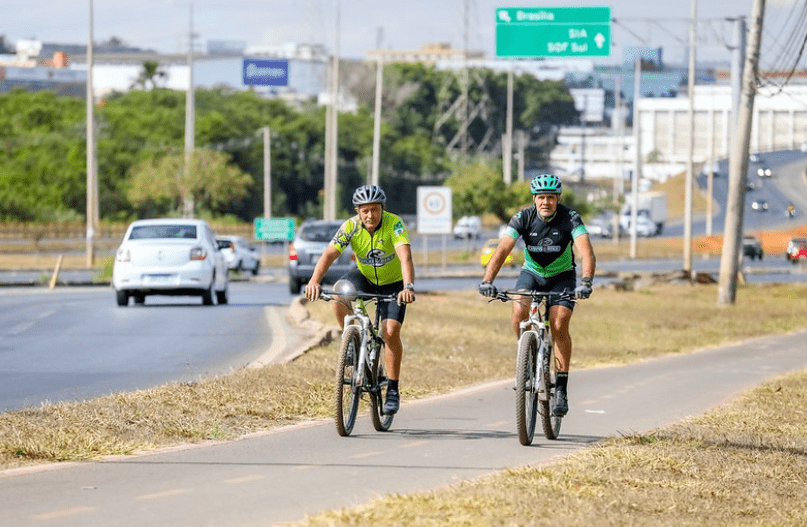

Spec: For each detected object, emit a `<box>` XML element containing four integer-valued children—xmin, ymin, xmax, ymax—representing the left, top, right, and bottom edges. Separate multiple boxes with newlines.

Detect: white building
<box><xmin>551</xmin><ymin>84</ymin><xmax>807</xmax><ymax>185</ymax></box>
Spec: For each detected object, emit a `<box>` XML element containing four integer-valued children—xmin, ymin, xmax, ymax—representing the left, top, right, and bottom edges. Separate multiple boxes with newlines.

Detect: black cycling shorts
<box><xmin>337</xmin><ymin>268</ymin><xmax>407</xmax><ymax>324</ymax></box>
<box><xmin>513</xmin><ymin>269</ymin><xmax>576</xmax><ymax>310</ymax></box>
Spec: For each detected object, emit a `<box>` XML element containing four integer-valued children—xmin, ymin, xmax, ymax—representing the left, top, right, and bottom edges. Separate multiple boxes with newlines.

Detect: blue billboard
<box><xmin>242</xmin><ymin>59</ymin><xmax>289</xmax><ymax>87</ymax></box>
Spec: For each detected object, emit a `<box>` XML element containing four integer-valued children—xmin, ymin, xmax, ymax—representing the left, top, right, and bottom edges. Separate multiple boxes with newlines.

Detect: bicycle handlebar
<box><xmin>320</xmin><ymin>291</ymin><xmax>398</xmax><ymax>303</ymax></box>
<box><xmin>489</xmin><ymin>289</ymin><xmax>574</xmax><ymax>303</ymax></box>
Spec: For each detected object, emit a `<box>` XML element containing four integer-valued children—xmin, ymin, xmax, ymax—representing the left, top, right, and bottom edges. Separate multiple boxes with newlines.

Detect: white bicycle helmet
<box><xmin>352</xmin><ymin>184</ymin><xmax>387</xmax><ymax>206</ymax></box>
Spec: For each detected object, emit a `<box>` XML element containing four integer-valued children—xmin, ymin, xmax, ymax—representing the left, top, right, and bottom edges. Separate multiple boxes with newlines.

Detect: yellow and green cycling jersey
<box><xmin>330</xmin><ymin>211</ymin><xmax>410</xmax><ymax>286</ymax></box>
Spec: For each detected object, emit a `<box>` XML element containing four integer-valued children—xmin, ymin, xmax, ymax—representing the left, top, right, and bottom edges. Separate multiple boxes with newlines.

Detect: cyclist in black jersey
<box><xmin>478</xmin><ymin>174</ymin><xmax>596</xmax><ymax>417</ymax></box>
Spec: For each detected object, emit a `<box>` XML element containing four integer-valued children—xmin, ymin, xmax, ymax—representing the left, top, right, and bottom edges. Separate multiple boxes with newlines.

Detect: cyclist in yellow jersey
<box><xmin>305</xmin><ymin>185</ymin><xmax>416</xmax><ymax>414</ymax></box>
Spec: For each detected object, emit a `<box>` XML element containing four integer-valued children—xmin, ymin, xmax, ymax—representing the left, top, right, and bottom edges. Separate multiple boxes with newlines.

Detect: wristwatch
<box><xmin>403</xmin><ymin>282</ymin><xmax>415</xmax><ymax>292</ymax></box>
<box><xmin>581</xmin><ymin>276</ymin><xmax>593</xmax><ymax>286</ymax></box>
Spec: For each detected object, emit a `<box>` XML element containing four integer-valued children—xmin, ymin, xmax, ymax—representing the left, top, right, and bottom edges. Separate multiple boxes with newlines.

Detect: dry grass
<box><xmin>293</xmin><ymin>370</ymin><xmax>807</xmax><ymax>526</ymax></box>
<box><xmin>3</xmin><ymin>283</ymin><xmax>806</xmax><ymax>470</ymax></box>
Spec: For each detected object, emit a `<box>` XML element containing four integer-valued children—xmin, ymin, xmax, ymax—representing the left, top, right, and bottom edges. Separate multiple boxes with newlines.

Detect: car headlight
<box><xmin>116</xmin><ymin>248</ymin><xmax>131</xmax><ymax>262</ymax></box>
<box><xmin>190</xmin><ymin>247</ymin><xmax>207</xmax><ymax>260</ymax></box>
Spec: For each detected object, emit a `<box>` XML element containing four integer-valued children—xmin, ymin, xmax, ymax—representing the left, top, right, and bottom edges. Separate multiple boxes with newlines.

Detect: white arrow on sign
<box><xmin>595</xmin><ymin>33</ymin><xmax>605</xmax><ymax>49</ymax></box>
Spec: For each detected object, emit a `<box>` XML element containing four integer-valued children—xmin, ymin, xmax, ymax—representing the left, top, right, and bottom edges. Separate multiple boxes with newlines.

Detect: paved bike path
<box><xmin>3</xmin><ymin>328</ymin><xmax>807</xmax><ymax>527</ymax></box>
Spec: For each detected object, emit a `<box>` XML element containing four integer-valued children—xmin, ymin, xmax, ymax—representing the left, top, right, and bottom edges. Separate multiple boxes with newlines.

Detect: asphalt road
<box><xmin>0</xmin><ymin>282</ymin><xmax>303</xmax><ymax>412</ymax></box>
<box><xmin>3</xmin><ymin>327</ymin><xmax>807</xmax><ymax>526</ymax></box>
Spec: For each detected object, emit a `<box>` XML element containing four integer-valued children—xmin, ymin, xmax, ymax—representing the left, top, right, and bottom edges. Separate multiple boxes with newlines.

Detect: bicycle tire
<box><xmin>515</xmin><ymin>331</ymin><xmax>539</xmax><ymax>446</ymax></box>
<box><xmin>334</xmin><ymin>325</ymin><xmax>362</xmax><ymax>436</ymax></box>
<box><xmin>369</xmin><ymin>340</ymin><xmax>394</xmax><ymax>432</ymax></box>
<box><xmin>540</xmin><ymin>334</ymin><xmax>562</xmax><ymax>440</ymax></box>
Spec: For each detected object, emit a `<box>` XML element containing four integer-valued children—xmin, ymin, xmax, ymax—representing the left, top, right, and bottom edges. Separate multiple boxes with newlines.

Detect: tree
<box><xmin>127</xmin><ymin>150</ymin><xmax>253</xmax><ymax>217</ymax></box>
<box><xmin>131</xmin><ymin>61</ymin><xmax>167</xmax><ymax>90</ymax></box>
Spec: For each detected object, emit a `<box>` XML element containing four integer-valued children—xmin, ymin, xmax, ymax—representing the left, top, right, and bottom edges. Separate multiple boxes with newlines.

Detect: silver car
<box><xmin>217</xmin><ymin>235</ymin><xmax>260</xmax><ymax>275</ymax></box>
<box><xmin>287</xmin><ymin>220</ymin><xmax>355</xmax><ymax>294</ymax></box>
<box><xmin>113</xmin><ymin>218</ymin><xmax>229</xmax><ymax>306</ymax></box>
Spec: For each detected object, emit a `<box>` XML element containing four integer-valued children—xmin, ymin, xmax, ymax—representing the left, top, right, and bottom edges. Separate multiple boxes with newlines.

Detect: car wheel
<box><xmin>116</xmin><ymin>289</ymin><xmax>129</xmax><ymax>307</ymax></box>
<box><xmin>133</xmin><ymin>294</ymin><xmax>146</xmax><ymax>305</ymax></box>
<box><xmin>216</xmin><ymin>286</ymin><xmax>229</xmax><ymax>305</ymax></box>
<box><xmin>251</xmin><ymin>260</ymin><xmax>260</xmax><ymax>276</ymax></box>
<box><xmin>289</xmin><ymin>277</ymin><xmax>302</xmax><ymax>295</ymax></box>
<box><xmin>201</xmin><ymin>283</ymin><xmax>215</xmax><ymax>305</ymax></box>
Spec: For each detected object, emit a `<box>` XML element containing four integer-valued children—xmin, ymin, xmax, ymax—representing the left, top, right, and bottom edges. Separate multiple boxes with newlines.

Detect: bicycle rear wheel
<box><xmin>515</xmin><ymin>331</ymin><xmax>539</xmax><ymax>446</ymax></box>
<box><xmin>369</xmin><ymin>341</ymin><xmax>394</xmax><ymax>432</ymax></box>
<box><xmin>540</xmin><ymin>335</ymin><xmax>562</xmax><ymax>440</ymax></box>
<box><xmin>335</xmin><ymin>325</ymin><xmax>362</xmax><ymax>436</ymax></box>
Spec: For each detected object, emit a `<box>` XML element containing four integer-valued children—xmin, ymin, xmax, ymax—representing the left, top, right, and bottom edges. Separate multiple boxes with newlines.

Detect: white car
<box><xmin>218</xmin><ymin>235</ymin><xmax>260</xmax><ymax>275</ymax></box>
<box><xmin>453</xmin><ymin>216</ymin><xmax>482</xmax><ymax>239</ymax></box>
<box><xmin>112</xmin><ymin>218</ymin><xmax>229</xmax><ymax>306</ymax></box>
<box><xmin>620</xmin><ymin>214</ymin><xmax>657</xmax><ymax>237</ymax></box>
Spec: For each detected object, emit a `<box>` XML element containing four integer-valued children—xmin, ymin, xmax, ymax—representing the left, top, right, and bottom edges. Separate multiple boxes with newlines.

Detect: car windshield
<box><xmin>129</xmin><ymin>225</ymin><xmax>198</xmax><ymax>240</ymax></box>
<box><xmin>299</xmin><ymin>223</ymin><xmax>340</xmax><ymax>242</ymax></box>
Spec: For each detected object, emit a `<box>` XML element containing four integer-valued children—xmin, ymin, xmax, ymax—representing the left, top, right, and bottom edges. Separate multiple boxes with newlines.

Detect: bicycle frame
<box><xmin>341</xmin><ymin>297</ymin><xmax>384</xmax><ymax>389</ymax></box>
<box><xmin>518</xmin><ymin>296</ymin><xmax>552</xmax><ymax>402</ymax></box>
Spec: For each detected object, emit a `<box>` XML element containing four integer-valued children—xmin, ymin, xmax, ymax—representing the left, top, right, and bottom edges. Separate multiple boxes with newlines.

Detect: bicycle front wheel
<box><xmin>369</xmin><ymin>341</ymin><xmax>394</xmax><ymax>432</ymax></box>
<box><xmin>515</xmin><ymin>331</ymin><xmax>539</xmax><ymax>446</ymax></box>
<box><xmin>335</xmin><ymin>325</ymin><xmax>362</xmax><ymax>437</ymax></box>
<box><xmin>540</xmin><ymin>335</ymin><xmax>562</xmax><ymax>440</ymax></box>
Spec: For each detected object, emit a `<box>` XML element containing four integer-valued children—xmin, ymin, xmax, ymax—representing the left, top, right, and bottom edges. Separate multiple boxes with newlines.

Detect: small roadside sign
<box><xmin>254</xmin><ymin>217</ymin><xmax>295</xmax><ymax>241</ymax></box>
<box><xmin>416</xmin><ymin>186</ymin><xmax>452</xmax><ymax>235</ymax></box>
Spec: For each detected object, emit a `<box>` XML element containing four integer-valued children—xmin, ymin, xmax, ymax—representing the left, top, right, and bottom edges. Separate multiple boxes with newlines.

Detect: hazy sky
<box><xmin>3</xmin><ymin>0</ymin><xmax>800</xmax><ymax>67</ymax></box>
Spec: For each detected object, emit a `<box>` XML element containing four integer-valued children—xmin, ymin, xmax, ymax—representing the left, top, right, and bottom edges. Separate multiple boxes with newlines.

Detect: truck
<box><xmin>620</xmin><ymin>191</ymin><xmax>668</xmax><ymax>236</ymax></box>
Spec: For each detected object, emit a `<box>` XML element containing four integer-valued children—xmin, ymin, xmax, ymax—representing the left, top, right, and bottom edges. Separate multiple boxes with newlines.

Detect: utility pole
<box><xmin>371</xmin><ymin>56</ymin><xmax>382</xmax><ymax>186</ymax></box>
<box><xmin>183</xmin><ymin>3</ymin><xmax>195</xmax><ymax>218</ymax></box>
<box><xmin>324</xmin><ymin>0</ymin><xmax>340</xmax><ymax>220</ymax></box>
<box><xmin>461</xmin><ymin>0</ymin><xmax>470</xmax><ymax>157</ymax></box>
<box><xmin>503</xmin><ymin>65</ymin><xmax>513</xmax><ymax>185</ymax></box>
<box><xmin>85</xmin><ymin>0</ymin><xmax>97</xmax><ymax>268</ymax></box>
<box><xmin>614</xmin><ymin>75</ymin><xmax>624</xmax><ymax>246</ymax></box>
<box><xmin>706</xmin><ymin>91</ymin><xmax>715</xmax><ymax>237</ymax></box>
<box><xmin>683</xmin><ymin>0</ymin><xmax>698</xmax><ymax>276</ymax></box>
<box><xmin>718</xmin><ymin>0</ymin><xmax>765</xmax><ymax>306</ymax></box>
<box><xmin>630</xmin><ymin>57</ymin><xmax>642</xmax><ymax>259</ymax></box>
<box><xmin>729</xmin><ymin>17</ymin><xmax>746</xmax><ymax>128</ymax></box>
<box><xmin>263</xmin><ymin>127</ymin><xmax>271</xmax><ymax>219</ymax></box>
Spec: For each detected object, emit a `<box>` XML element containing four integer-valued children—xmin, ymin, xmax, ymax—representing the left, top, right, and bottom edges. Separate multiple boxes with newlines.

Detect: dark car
<box><xmin>287</xmin><ymin>220</ymin><xmax>356</xmax><ymax>294</ymax></box>
<box><xmin>742</xmin><ymin>235</ymin><xmax>764</xmax><ymax>260</ymax></box>
<box><xmin>786</xmin><ymin>237</ymin><xmax>807</xmax><ymax>264</ymax></box>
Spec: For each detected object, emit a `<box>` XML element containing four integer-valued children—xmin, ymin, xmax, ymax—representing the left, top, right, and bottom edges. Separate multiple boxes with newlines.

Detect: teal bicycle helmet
<box><xmin>530</xmin><ymin>174</ymin><xmax>562</xmax><ymax>195</ymax></box>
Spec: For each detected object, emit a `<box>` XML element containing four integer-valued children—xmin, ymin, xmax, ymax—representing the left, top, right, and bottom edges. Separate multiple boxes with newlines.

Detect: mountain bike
<box><xmin>321</xmin><ymin>289</ymin><xmax>396</xmax><ymax>436</ymax></box>
<box><xmin>490</xmin><ymin>290</ymin><xmax>573</xmax><ymax>445</ymax></box>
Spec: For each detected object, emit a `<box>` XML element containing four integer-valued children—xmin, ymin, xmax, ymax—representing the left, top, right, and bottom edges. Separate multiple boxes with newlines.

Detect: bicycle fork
<box><xmin>536</xmin><ymin>329</ymin><xmax>550</xmax><ymax>402</ymax></box>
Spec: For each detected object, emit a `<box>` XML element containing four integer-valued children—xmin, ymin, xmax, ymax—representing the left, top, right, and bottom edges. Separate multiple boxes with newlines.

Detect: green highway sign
<box><xmin>254</xmin><ymin>217</ymin><xmax>296</xmax><ymax>241</ymax></box>
<box><xmin>495</xmin><ymin>7</ymin><xmax>611</xmax><ymax>58</ymax></box>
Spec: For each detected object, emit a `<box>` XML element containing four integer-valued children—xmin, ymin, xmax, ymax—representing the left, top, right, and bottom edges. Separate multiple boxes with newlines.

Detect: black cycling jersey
<box><xmin>503</xmin><ymin>203</ymin><xmax>588</xmax><ymax>278</ymax></box>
